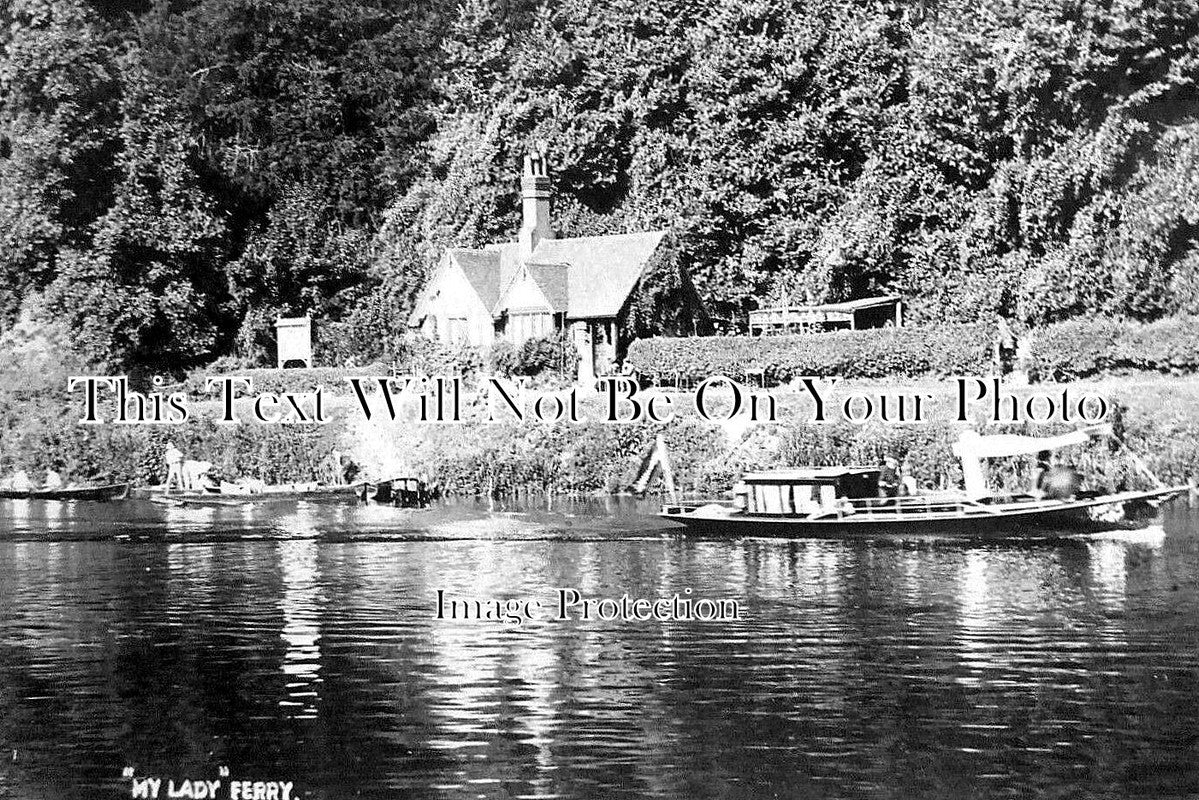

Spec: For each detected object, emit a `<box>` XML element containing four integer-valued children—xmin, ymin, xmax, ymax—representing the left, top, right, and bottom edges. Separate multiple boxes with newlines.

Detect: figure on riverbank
<box><xmin>8</xmin><ymin>470</ymin><xmax>32</xmax><ymax>492</ymax></box>
<box><xmin>164</xmin><ymin>441</ymin><xmax>184</xmax><ymax>491</ymax></box>
<box><xmin>319</xmin><ymin>449</ymin><xmax>359</xmax><ymax>486</ymax></box>
<box><xmin>182</xmin><ymin>460</ymin><xmax>213</xmax><ymax>491</ymax></box>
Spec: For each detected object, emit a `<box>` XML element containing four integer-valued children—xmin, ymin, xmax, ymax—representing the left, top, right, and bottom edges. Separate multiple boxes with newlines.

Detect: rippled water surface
<box><xmin>2</xmin><ymin>496</ymin><xmax>1199</xmax><ymax>799</ymax></box>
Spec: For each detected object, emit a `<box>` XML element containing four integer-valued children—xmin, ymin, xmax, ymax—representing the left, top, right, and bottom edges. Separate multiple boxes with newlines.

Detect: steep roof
<box><xmin>531</xmin><ymin>230</ymin><xmax>669</xmax><ymax>318</ymax></box>
<box><xmin>447</xmin><ymin>249</ymin><xmax>503</xmax><ymax>311</ymax></box>
<box><xmin>433</xmin><ymin>230</ymin><xmax>668</xmax><ymax>321</ymax></box>
<box><xmin>523</xmin><ymin>262</ymin><xmax>570</xmax><ymax>312</ymax></box>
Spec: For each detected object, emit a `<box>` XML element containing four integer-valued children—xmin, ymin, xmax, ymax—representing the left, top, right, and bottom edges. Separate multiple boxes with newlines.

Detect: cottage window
<box><xmin>447</xmin><ymin>317</ymin><xmax>467</xmax><ymax>345</ymax></box>
<box><xmin>508</xmin><ymin>311</ymin><xmax>553</xmax><ymax>345</ymax></box>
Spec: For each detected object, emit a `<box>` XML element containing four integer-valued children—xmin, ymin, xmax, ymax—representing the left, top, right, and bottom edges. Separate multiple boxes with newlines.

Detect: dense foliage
<box><xmin>3</xmin><ymin>0</ymin><xmax>1199</xmax><ymax>370</ymax></box>
<box><xmin>626</xmin><ymin>325</ymin><xmax>996</xmax><ymax>385</ymax></box>
<box><xmin>1030</xmin><ymin>316</ymin><xmax>1199</xmax><ymax>381</ymax></box>
<box><xmin>0</xmin><ymin>315</ymin><xmax>341</xmax><ymax>483</ymax></box>
<box><xmin>490</xmin><ymin>331</ymin><xmax>580</xmax><ymax>382</ymax></box>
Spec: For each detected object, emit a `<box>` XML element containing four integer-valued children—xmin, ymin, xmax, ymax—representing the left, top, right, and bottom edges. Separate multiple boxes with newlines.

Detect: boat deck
<box><xmin>662</xmin><ymin>485</ymin><xmax>1187</xmax><ymax>533</ymax></box>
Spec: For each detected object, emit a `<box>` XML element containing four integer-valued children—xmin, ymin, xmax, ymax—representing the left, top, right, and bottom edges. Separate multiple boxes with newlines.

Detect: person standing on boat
<box><xmin>43</xmin><ymin>469</ymin><xmax>63</xmax><ymax>490</ymax></box>
<box><xmin>1032</xmin><ymin>450</ymin><xmax>1052</xmax><ymax>498</ymax></box>
<box><xmin>900</xmin><ymin>455</ymin><xmax>919</xmax><ymax>496</ymax></box>
<box><xmin>878</xmin><ymin>456</ymin><xmax>901</xmax><ymax>501</ymax></box>
<box><xmin>164</xmin><ymin>441</ymin><xmax>184</xmax><ymax>492</ymax></box>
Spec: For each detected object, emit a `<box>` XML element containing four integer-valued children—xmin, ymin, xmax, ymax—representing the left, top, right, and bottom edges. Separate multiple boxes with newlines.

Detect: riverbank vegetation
<box><xmin>1029</xmin><ymin>316</ymin><xmax>1199</xmax><ymax>381</ymax></box>
<box><xmin>627</xmin><ymin>324</ymin><xmax>996</xmax><ymax>385</ymax></box>
<box><xmin>333</xmin><ymin>374</ymin><xmax>1199</xmax><ymax>498</ymax></box>
<box><xmin>1</xmin><ymin>312</ymin><xmax>1195</xmax><ymax>494</ymax></box>
<box><xmin>4</xmin><ymin>325</ymin><xmax>1198</xmax><ymax>496</ymax></box>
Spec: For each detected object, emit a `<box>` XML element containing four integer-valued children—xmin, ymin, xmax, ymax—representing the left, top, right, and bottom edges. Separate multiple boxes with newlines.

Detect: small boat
<box><xmin>660</xmin><ymin>426</ymin><xmax>1188</xmax><ymax>538</ymax></box>
<box><xmin>360</xmin><ymin>477</ymin><xmax>431</xmax><ymax>508</ymax></box>
<box><xmin>149</xmin><ymin>494</ymin><xmax>246</xmax><ymax>508</ymax></box>
<box><xmin>0</xmin><ymin>482</ymin><xmax>130</xmax><ymax>502</ymax></box>
<box><xmin>143</xmin><ymin>482</ymin><xmax>362</xmax><ymax>505</ymax></box>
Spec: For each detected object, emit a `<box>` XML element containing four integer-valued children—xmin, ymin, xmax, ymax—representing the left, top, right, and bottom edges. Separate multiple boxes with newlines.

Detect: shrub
<box><xmin>515</xmin><ymin>331</ymin><xmax>579</xmax><ymax>378</ymax></box>
<box><xmin>393</xmin><ymin>335</ymin><xmax>485</xmax><ymax>378</ymax></box>
<box><xmin>1029</xmin><ymin>316</ymin><xmax>1199</xmax><ymax>381</ymax></box>
<box><xmin>625</xmin><ymin>324</ymin><xmax>995</xmax><ymax>385</ymax></box>
<box><xmin>489</xmin><ymin>339</ymin><xmax>519</xmax><ymax>376</ymax></box>
<box><xmin>488</xmin><ymin>333</ymin><xmax>578</xmax><ymax>383</ymax></box>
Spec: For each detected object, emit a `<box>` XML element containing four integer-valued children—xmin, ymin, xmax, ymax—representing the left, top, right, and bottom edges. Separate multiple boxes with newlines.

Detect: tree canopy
<box><xmin>2</xmin><ymin>0</ymin><xmax>1197</xmax><ymax>368</ymax></box>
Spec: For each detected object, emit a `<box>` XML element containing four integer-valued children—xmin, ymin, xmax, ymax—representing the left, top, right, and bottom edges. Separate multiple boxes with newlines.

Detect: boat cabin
<box><xmin>735</xmin><ymin>467</ymin><xmax>880</xmax><ymax>515</ymax></box>
<box><xmin>368</xmin><ymin>477</ymin><xmax>431</xmax><ymax>508</ymax></box>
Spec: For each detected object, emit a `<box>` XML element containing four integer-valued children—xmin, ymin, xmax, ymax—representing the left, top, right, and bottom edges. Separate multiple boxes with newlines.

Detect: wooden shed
<box><xmin>748</xmin><ymin>295</ymin><xmax>903</xmax><ymax>336</ymax></box>
<box><xmin>275</xmin><ymin>316</ymin><xmax>313</xmax><ymax>369</ymax></box>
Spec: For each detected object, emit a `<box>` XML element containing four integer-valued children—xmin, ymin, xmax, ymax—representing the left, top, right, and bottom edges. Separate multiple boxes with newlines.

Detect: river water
<box><xmin>1</xmin><ymin>496</ymin><xmax>1198</xmax><ymax>799</ymax></box>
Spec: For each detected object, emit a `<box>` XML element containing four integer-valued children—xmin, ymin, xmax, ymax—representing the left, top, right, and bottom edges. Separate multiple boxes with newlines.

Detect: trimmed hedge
<box><xmin>1030</xmin><ymin>316</ymin><xmax>1199</xmax><ymax>381</ymax></box>
<box><xmin>625</xmin><ymin>324</ymin><xmax>995</xmax><ymax>385</ymax></box>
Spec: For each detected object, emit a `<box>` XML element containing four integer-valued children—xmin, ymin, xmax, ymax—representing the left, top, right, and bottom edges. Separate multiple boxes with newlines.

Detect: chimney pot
<box><xmin>519</xmin><ymin>143</ymin><xmax>554</xmax><ymax>259</ymax></box>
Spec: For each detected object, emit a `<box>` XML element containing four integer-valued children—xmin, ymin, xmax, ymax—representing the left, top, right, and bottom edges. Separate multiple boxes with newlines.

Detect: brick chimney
<box><xmin>519</xmin><ymin>143</ymin><xmax>553</xmax><ymax>260</ymax></box>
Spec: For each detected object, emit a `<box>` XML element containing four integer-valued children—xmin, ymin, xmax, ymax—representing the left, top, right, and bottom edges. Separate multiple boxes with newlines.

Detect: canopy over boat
<box><xmin>952</xmin><ymin>425</ymin><xmax>1112</xmax><ymax>499</ymax></box>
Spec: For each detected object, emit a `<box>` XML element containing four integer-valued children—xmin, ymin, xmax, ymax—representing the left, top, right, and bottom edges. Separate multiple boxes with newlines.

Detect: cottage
<box><xmin>408</xmin><ymin>145</ymin><xmax>707</xmax><ymax>381</ymax></box>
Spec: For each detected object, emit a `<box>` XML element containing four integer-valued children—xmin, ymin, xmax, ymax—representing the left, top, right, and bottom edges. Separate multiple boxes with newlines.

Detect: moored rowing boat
<box><xmin>141</xmin><ymin>482</ymin><xmax>362</xmax><ymax>504</ymax></box>
<box><xmin>0</xmin><ymin>482</ymin><xmax>130</xmax><ymax>502</ymax></box>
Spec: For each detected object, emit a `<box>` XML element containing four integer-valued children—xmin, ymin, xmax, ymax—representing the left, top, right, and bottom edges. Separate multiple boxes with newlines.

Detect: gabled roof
<box><xmin>447</xmin><ymin>248</ymin><xmax>504</xmax><ymax>312</ymax></box>
<box><xmin>426</xmin><ymin>230</ymin><xmax>669</xmax><ymax>321</ymax></box>
<box><xmin>493</xmin><ymin>261</ymin><xmax>568</xmax><ymax>314</ymax></box>
<box><xmin>530</xmin><ymin>230</ymin><xmax>668</xmax><ymax>318</ymax></box>
<box><xmin>523</xmin><ymin>262</ymin><xmax>569</xmax><ymax>312</ymax></box>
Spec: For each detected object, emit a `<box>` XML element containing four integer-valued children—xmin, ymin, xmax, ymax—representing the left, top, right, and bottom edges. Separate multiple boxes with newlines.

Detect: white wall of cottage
<box><xmin>412</xmin><ymin>259</ymin><xmax>495</xmax><ymax>347</ymax></box>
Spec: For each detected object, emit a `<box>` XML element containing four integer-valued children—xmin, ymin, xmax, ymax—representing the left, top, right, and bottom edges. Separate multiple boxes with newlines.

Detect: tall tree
<box><xmin>46</xmin><ymin>49</ymin><xmax>230</xmax><ymax>370</ymax></box>
<box><xmin>0</xmin><ymin>0</ymin><xmax>120</xmax><ymax>324</ymax></box>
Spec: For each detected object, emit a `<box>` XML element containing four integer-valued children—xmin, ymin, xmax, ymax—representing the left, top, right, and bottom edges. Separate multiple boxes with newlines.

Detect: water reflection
<box><xmin>278</xmin><ymin>538</ymin><xmax>323</xmax><ymax>720</ymax></box>
<box><xmin>0</xmin><ymin>498</ymin><xmax>1197</xmax><ymax>799</ymax></box>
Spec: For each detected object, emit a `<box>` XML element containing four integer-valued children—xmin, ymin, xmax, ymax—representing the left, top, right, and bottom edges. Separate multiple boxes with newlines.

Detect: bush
<box><xmin>489</xmin><ymin>339</ymin><xmax>519</xmax><ymax>376</ymax></box>
<box><xmin>393</xmin><ymin>335</ymin><xmax>485</xmax><ymax>378</ymax></box>
<box><xmin>516</xmin><ymin>332</ymin><xmax>579</xmax><ymax>378</ymax></box>
<box><xmin>488</xmin><ymin>332</ymin><xmax>578</xmax><ymax>383</ymax></box>
<box><xmin>1029</xmin><ymin>316</ymin><xmax>1199</xmax><ymax>381</ymax></box>
<box><xmin>625</xmin><ymin>324</ymin><xmax>995</xmax><ymax>385</ymax></box>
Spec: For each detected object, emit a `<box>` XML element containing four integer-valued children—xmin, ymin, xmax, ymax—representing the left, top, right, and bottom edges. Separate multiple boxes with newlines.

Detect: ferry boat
<box><xmin>659</xmin><ymin>427</ymin><xmax>1188</xmax><ymax>538</ymax></box>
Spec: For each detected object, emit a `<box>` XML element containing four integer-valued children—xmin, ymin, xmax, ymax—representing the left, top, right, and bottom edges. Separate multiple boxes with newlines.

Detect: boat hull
<box><xmin>660</xmin><ymin>487</ymin><xmax>1187</xmax><ymax>539</ymax></box>
<box><xmin>0</xmin><ymin>483</ymin><xmax>130</xmax><ymax>502</ymax></box>
<box><xmin>141</xmin><ymin>483</ymin><xmax>362</xmax><ymax>505</ymax></box>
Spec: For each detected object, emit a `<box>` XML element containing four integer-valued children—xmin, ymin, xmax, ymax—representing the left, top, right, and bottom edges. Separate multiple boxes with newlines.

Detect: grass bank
<box><xmin>3</xmin><ymin>334</ymin><xmax>1197</xmax><ymax>499</ymax></box>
